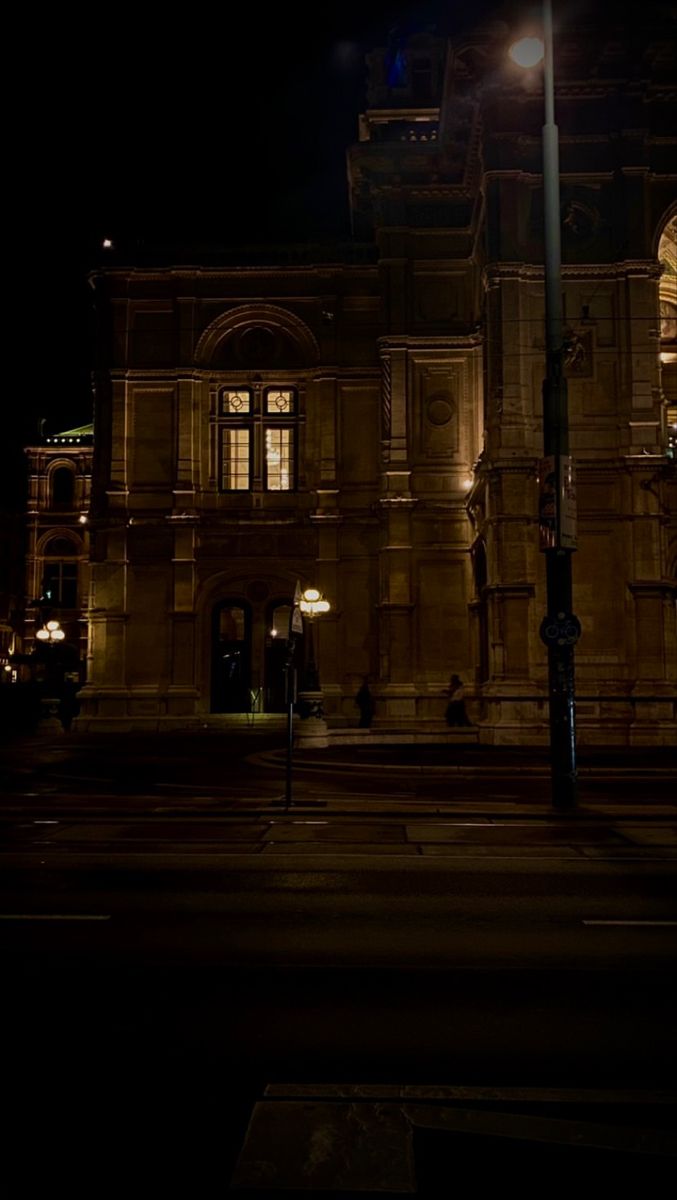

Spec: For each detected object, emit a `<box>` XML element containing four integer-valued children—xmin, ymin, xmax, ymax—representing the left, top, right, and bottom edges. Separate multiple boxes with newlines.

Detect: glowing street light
<box><xmin>299</xmin><ymin>588</ymin><xmax>331</xmax><ymax>618</ymax></box>
<box><xmin>36</xmin><ymin>620</ymin><xmax>66</xmax><ymax>643</ymax></box>
<box><xmin>509</xmin><ymin>36</ymin><xmax>544</xmax><ymax>69</ymax></box>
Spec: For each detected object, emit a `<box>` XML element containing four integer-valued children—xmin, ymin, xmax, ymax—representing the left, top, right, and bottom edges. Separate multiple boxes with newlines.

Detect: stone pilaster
<box><xmin>377</xmin><ymin>342</ymin><xmax>417</xmax><ymax>714</ymax></box>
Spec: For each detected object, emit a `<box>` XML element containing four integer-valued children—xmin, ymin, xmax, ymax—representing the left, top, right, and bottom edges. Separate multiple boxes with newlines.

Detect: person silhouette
<box><xmin>443</xmin><ymin>674</ymin><xmax>471</xmax><ymax>726</ymax></box>
<box><xmin>355</xmin><ymin>677</ymin><xmax>376</xmax><ymax>728</ymax></box>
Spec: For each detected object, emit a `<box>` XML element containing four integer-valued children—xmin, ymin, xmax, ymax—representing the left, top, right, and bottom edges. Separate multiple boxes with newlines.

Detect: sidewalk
<box><xmin>288</xmin><ymin>742</ymin><xmax>677</xmax><ymax>774</ymax></box>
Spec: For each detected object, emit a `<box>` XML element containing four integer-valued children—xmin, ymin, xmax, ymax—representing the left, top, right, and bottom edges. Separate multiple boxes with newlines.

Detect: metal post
<box><xmin>284</xmin><ymin>639</ymin><xmax>295</xmax><ymax>810</ymax></box>
<box><xmin>539</xmin><ymin>0</ymin><xmax>578</xmax><ymax>810</ymax></box>
<box><xmin>303</xmin><ymin>619</ymin><xmax>319</xmax><ymax>692</ymax></box>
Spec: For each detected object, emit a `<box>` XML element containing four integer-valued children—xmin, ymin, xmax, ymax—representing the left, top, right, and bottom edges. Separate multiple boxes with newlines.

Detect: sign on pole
<box><xmin>539</xmin><ymin>455</ymin><xmax>577</xmax><ymax>551</ymax></box>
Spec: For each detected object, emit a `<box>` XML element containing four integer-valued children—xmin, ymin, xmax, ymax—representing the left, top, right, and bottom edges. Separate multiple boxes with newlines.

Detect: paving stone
<box><xmin>617</xmin><ymin>827</ymin><xmax>677</xmax><ymax>845</ymax></box>
<box><xmin>264</xmin><ymin>823</ymin><xmax>406</xmax><ymax>842</ymax></box>
<box><xmin>418</xmin><ymin>844</ymin><xmax>580</xmax><ymax>857</ymax></box>
<box><xmin>579</xmin><ymin>846</ymin><xmax>677</xmax><ymax>858</ymax></box>
<box><xmin>405</xmin><ymin>823</ymin><xmax>625</xmax><ymax>844</ymax></box>
<box><xmin>261</xmin><ymin>842</ymin><xmax>419</xmax><ymax>855</ymax></box>
<box><xmin>51</xmin><ymin>824</ymin><xmax>129</xmax><ymax>841</ymax></box>
<box><xmin>123</xmin><ymin>821</ymin><xmax>266</xmax><ymax>840</ymax></box>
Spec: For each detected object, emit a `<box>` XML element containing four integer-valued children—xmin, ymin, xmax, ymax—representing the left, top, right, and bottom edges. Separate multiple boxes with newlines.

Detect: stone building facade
<box><xmin>24</xmin><ymin>425</ymin><xmax>93</xmax><ymax>687</ymax></box>
<box><xmin>77</xmin><ymin>14</ymin><xmax>676</xmax><ymax>742</ymax></box>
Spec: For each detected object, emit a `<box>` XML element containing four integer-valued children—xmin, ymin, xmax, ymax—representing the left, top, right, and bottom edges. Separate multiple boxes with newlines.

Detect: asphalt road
<box><xmin>3</xmin><ymin>730</ymin><xmax>676</xmax><ymax>1192</ymax></box>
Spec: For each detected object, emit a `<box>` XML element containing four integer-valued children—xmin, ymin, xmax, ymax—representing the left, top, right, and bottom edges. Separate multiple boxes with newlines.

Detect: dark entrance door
<box><xmin>211</xmin><ymin>601</ymin><xmax>251</xmax><ymax>712</ymax></box>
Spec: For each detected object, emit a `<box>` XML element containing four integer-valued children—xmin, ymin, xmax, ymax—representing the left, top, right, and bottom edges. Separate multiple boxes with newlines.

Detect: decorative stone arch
<box><xmin>195</xmin><ymin>566</ymin><xmax>315</xmax><ymax>711</ymax></box>
<box><xmin>37</xmin><ymin>529</ymin><xmax>84</xmax><ymax>558</ymax></box>
<box><xmin>653</xmin><ymin>201</ymin><xmax>677</xmax><ymax>262</ymax></box>
<box><xmin>46</xmin><ymin>459</ymin><xmax>77</xmax><ymax>509</ymax></box>
<box><xmin>194</xmin><ymin>304</ymin><xmax>320</xmax><ymax>370</ymax></box>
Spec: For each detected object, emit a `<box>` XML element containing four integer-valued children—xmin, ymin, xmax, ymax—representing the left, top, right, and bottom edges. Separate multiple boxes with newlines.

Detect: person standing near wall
<box><xmin>443</xmin><ymin>674</ymin><xmax>471</xmax><ymax>726</ymax></box>
<box><xmin>355</xmin><ymin>677</ymin><xmax>376</xmax><ymax>728</ymax></box>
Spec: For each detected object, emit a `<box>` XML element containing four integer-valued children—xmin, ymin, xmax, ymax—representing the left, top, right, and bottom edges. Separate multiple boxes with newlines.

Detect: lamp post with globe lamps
<box><xmin>296</xmin><ymin>587</ymin><xmax>331</xmax><ymax>748</ymax></box>
<box><xmin>510</xmin><ymin>1</ymin><xmax>579</xmax><ymax>811</ymax></box>
<box><xmin>35</xmin><ymin>620</ymin><xmax>66</xmax><ymax>645</ymax></box>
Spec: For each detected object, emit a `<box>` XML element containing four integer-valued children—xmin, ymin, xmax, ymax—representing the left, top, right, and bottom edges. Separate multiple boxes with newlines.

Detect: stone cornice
<box><xmin>484</xmin><ymin>584</ymin><xmax>536</xmax><ymax>597</ymax></box>
<box><xmin>484</xmin><ymin>261</ymin><xmax>663</xmax><ymax>282</ymax></box>
<box><xmin>92</xmin><ymin>258</ymin><xmax>379</xmax><ymax>282</ymax></box>
<box><xmin>108</xmin><ymin>367</ymin><xmax>381</xmax><ymax>381</ymax></box>
<box><xmin>627</xmin><ymin>579</ymin><xmax>677</xmax><ymax>597</ymax></box>
<box><xmin>378</xmin><ymin>334</ymin><xmax>483</xmax><ymax>351</ymax></box>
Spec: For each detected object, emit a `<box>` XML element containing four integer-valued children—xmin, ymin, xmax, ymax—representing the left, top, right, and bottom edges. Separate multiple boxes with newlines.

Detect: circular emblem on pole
<box><xmin>539</xmin><ymin>612</ymin><xmax>581</xmax><ymax>647</ymax></box>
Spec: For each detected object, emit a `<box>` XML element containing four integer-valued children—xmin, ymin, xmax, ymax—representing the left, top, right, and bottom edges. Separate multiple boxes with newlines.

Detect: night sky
<box><xmin>8</xmin><ymin>0</ymin><xmax>659</xmax><ymax>477</ymax></box>
<box><xmin>14</xmin><ymin>1</ymin><xmax>504</xmax><ymax>445</ymax></box>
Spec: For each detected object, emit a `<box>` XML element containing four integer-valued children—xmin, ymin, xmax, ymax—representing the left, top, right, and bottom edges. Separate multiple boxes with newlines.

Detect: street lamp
<box><xmin>36</xmin><ymin>620</ymin><xmax>66</xmax><ymax>643</ymax></box>
<box><xmin>511</xmin><ymin>1</ymin><xmax>579</xmax><ymax>811</ymax></box>
<box><xmin>299</xmin><ymin>588</ymin><xmax>330</xmax><ymax>692</ymax></box>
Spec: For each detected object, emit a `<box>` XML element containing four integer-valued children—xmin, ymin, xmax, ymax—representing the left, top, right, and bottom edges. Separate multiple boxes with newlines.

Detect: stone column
<box><xmin>377</xmin><ymin>342</ymin><xmax>417</xmax><ymax>718</ymax></box>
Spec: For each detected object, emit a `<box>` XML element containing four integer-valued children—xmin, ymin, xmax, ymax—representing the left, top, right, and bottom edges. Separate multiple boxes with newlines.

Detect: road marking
<box><xmin>0</xmin><ymin>914</ymin><xmax>111</xmax><ymax>921</ymax></box>
<box><xmin>583</xmin><ymin>919</ymin><xmax>677</xmax><ymax>927</ymax></box>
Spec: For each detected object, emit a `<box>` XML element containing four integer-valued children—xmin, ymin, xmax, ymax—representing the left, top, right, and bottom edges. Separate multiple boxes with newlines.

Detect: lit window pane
<box><xmin>265</xmin><ymin>389</ymin><xmax>294</xmax><ymax>414</ymax></box>
<box><xmin>222</xmin><ymin>429</ymin><xmax>250</xmax><ymax>490</ymax></box>
<box><xmin>221</xmin><ymin>390</ymin><xmax>251</xmax><ymax>414</ymax></box>
<box><xmin>265</xmin><ymin>428</ymin><xmax>293</xmax><ymax>491</ymax></box>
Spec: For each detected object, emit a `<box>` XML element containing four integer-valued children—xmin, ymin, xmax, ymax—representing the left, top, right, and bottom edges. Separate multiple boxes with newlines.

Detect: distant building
<box><xmin>24</xmin><ymin>425</ymin><xmax>93</xmax><ymax>690</ymax></box>
<box><xmin>71</xmin><ymin>14</ymin><xmax>675</xmax><ymax>741</ymax></box>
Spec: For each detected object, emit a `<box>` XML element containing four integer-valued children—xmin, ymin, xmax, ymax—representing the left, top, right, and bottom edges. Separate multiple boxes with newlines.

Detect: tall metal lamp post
<box><xmin>510</xmin><ymin>0</ymin><xmax>580</xmax><ymax>811</ymax></box>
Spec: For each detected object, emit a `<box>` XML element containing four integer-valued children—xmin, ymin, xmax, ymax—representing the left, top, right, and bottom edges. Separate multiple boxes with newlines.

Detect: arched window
<box><xmin>41</xmin><ymin>536</ymin><xmax>79</xmax><ymax>609</ymax></box>
<box><xmin>51</xmin><ymin>466</ymin><xmax>75</xmax><ymax>510</ymax></box>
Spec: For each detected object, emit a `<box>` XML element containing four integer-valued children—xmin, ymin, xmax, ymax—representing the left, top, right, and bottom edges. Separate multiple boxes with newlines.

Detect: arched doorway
<box><xmin>264</xmin><ymin>599</ymin><xmax>302</xmax><ymax>712</ymax></box>
<box><xmin>211</xmin><ymin>600</ymin><xmax>252</xmax><ymax>712</ymax></box>
<box><xmin>265</xmin><ymin>601</ymin><xmax>290</xmax><ymax>712</ymax></box>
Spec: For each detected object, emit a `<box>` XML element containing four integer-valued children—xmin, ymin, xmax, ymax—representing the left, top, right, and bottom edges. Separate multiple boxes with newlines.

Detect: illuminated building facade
<box><xmin>77</xmin><ymin>16</ymin><xmax>676</xmax><ymax>742</ymax></box>
<box><xmin>24</xmin><ymin>426</ymin><xmax>93</xmax><ymax>687</ymax></box>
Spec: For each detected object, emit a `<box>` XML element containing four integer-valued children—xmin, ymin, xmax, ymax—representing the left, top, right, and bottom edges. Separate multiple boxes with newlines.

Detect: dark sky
<box><xmin>14</xmin><ymin>1</ymin><xmax>505</xmax><ymax>446</ymax></box>
<box><xmin>10</xmin><ymin>0</ymin><xmax>658</xmax><ymax>452</ymax></box>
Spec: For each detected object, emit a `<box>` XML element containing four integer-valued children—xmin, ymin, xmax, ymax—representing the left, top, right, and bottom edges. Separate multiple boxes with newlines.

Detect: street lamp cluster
<box><xmin>282</xmin><ymin>583</ymin><xmax>332</xmax><ymax>805</ymax></box>
<box><xmin>36</xmin><ymin>620</ymin><xmax>65</xmax><ymax>644</ymax></box>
